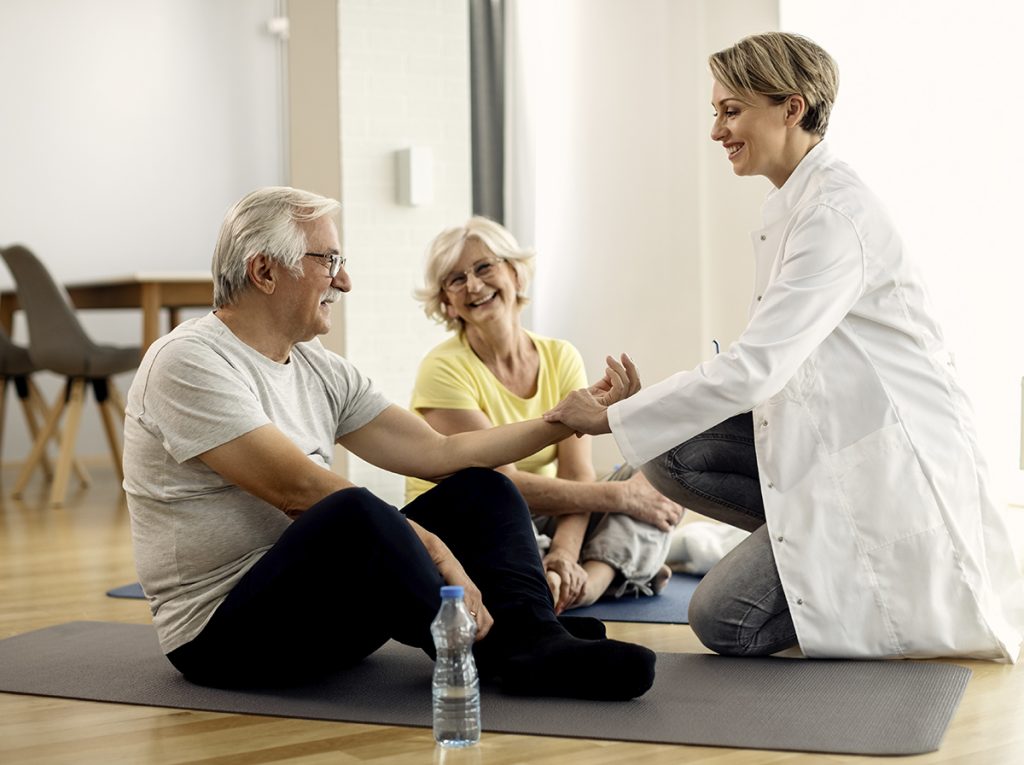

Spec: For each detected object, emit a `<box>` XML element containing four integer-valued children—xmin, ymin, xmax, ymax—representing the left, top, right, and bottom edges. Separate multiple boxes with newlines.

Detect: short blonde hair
<box><xmin>709</xmin><ymin>32</ymin><xmax>839</xmax><ymax>136</ymax></box>
<box><xmin>415</xmin><ymin>217</ymin><xmax>535</xmax><ymax>333</ymax></box>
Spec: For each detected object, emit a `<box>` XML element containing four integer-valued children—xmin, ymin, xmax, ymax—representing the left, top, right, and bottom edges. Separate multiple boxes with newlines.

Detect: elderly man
<box><xmin>122</xmin><ymin>186</ymin><xmax>654</xmax><ymax>700</ymax></box>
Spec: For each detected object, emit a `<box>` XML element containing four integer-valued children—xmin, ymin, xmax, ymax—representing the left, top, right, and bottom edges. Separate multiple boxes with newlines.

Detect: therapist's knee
<box><xmin>642</xmin><ymin>452</ymin><xmax>704</xmax><ymax>508</ymax></box>
<box><xmin>687</xmin><ymin>577</ymin><xmax>743</xmax><ymax>656</ymax></box>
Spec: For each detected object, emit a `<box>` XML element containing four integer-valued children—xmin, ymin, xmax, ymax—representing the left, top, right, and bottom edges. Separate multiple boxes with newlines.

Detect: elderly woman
<box><xmin>546</xmin><ymin>32</ymin><xmax>1023</xmax><ymax>661</ymax></box>
<box><xmin>408</xmin><ymin>218</ymin><xmax>683</xmax><ymax>613</ymax></box>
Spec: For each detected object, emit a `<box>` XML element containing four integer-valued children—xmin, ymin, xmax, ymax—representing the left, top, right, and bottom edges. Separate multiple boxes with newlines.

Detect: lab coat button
<box><xmin>777</xmin><ymin>535</ymin><xmax>784</xmax><ymax>542</ymax></box>
<box><xmin>760</xmin><ymin>234</ymin><xmax>766</xmax><ymax>241</ymax></box>
<box><xmin>757</xmin><ymin>295</ymin><xmax>762</xmax><ymax>301</ymax></box>
<box><xmin>796</xmin><ymin>598</ymin><xmax>804</xmax><ymax>606</ymax></box>
<box><xmin>760</xmin><ymin>419</ymin><xmax>768</xmax><ymax>428</ymax></box>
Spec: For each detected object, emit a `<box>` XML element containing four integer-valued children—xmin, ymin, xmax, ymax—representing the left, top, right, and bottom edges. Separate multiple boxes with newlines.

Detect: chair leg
<box><xmin>26</xmin><ymin>378</ymin><xmax>89</xmax><ymax>487</ymax></box>
<box><xmin>49</xmin><ymin>379</ymin><xmax>87</xmax><ymax>508</ymax></box>
<box><xmin>97</xmin><ymin>392</ymin><xmax>124</xmax><ymax>482</ymax></box>
<box><xmin>106</xmin><ymin>379</ymin><xmax>127</xmax><ymax>423</ymax></box>
<box><xmin>0</xmin><ymin>376</ymin><xmax>8</xmax><ymax>467</ymax></box>
<box><xmin>17</xmin><ymin>376</ymin><xmax>53</xmax><ymax>480</ymax></box>
<box><xmin>13</xmin><ymin>380</ymin><xmax>69</xmax><ymax>499</ymax></box>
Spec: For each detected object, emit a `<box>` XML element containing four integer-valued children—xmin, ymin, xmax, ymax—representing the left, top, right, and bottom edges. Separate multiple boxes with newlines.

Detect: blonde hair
<box><xmin>709</xmin><ymin>32</ymin><xmax>839</xmax><ymax>136</ymax></box>
<box><xmin>415</xmin><ymin>217</ymin><xmax>535</xmax><ymax>333</ymax></box>
<box><xmin>212</xmin><ymin>186</ymin><xmax>341</xmax><ymax>308</ymax></box>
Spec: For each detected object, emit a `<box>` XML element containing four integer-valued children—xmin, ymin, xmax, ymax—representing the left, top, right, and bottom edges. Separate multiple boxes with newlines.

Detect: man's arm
<box><xmin>338</xmin><ymin>404</ymin><xmax>573</xmax><ymax>481</ymax></box>
<box><xmin>345</xmin><ymin>354</ymin><xmax>640</xmax><ymax>484</ymax></box>
<box><xmin>197</xmin><ymin>423</ymin><xmax>355</xmax><ymax>512</ymax></box>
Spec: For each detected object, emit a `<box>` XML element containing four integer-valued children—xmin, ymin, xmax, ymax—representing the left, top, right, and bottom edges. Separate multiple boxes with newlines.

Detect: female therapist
<box><xmin>545</xmin><ymin>32</ymin><xmax>1023</xmax><ymax>661</ymax></box>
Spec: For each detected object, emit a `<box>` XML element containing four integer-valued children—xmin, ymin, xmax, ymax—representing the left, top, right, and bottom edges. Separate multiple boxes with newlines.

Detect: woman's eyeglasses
<box><xmin>442</xmin><ymin>257</ymin><xmax>505</xmax><ymax>293</ymax></box>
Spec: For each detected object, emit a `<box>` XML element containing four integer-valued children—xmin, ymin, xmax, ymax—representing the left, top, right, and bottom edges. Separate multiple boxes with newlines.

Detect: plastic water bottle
<box><xmin>430</xmin><ymin>585</ymin><xmax>481</xmax><ymax>747</ymax></box>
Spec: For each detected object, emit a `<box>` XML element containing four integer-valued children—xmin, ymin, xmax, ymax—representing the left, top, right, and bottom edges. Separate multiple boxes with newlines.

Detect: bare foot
<box><xmin>572</xmin><ymin>561</ymin><xmax>617</xmax><ymax>609</ymax></box>
<box><xmin>650</xmin><ymin>564</ymin><xmax>672</xmax><ymax>595</ymax></box>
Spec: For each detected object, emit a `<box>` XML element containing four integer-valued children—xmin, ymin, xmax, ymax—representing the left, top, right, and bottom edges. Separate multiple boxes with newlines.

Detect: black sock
<box><xmin>490</xmin><ymin>623</ymin><xmax>656</xmax><ymax>700</ymax></box>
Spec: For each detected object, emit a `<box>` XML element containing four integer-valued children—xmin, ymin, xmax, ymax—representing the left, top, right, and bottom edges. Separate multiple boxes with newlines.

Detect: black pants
<box><xmin>167</xmin><ymin>468</ymin><xmax>557</xmax><ymax>687</ymax></box>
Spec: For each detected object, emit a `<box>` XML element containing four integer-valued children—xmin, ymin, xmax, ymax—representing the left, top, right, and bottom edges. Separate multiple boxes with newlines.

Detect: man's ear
<box><xmin>248</xmin><ymin>253</ymin><xmax>278</xmax><ymax>295</ymax></box>
<box><xmin>784</xmin><ymin>94</ymin><xmax>807</xmax><ymax>128</ymax></box>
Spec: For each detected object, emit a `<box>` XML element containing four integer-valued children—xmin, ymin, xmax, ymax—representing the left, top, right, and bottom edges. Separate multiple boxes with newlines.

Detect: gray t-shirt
<box><xmin>123</xmin><ymin>312</ymin><xmax>390</xmax><ymax>653</ymax></box>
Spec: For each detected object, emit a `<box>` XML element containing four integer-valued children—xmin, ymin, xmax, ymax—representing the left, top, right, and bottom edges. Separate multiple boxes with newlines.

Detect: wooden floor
<box><xmin>2</xmin><ymin>465</ymin><xmax>1022</xmax><ymax>765</ymax></box>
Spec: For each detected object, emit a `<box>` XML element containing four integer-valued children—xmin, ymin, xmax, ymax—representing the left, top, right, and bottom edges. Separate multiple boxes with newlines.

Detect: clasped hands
<box><xmin>544</xmin><ymin>353</ymin><xmax>640</xmax><ymax>436</ymax></box>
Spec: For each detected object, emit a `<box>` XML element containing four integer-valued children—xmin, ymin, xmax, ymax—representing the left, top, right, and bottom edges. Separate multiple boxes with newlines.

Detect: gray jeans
<box><xmin>642</xmin><ymin>413</ymin><xmax>798</xmax><ymax>656</ymax></box>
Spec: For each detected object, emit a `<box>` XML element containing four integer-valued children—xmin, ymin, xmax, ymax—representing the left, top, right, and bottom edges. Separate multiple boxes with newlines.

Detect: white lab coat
<box><xmin>609</xmin><ymin>142</ymin><xmax>1024</xmax><ymax>661</ymax></box>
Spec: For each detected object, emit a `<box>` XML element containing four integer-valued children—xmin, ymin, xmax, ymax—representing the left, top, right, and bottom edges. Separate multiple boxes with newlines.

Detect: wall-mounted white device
<box><xmin>396</xmin><ymin>147</ymin><xmax>433</xmax><ymax>206</ymax></box>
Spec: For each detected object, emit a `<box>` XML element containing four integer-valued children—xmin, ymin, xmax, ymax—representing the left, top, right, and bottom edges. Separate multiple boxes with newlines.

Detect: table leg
<box><xmin>140</xmin><ymin>283</ymin><xmax>161</xmax><ymax>356</ymax></box>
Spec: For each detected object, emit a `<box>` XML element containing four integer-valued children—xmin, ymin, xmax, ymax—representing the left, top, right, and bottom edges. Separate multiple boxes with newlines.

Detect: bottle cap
<box><xmin>440</xmin><ymin>585</ymin><xmax>464</xmax><ymax>598</ymax></box>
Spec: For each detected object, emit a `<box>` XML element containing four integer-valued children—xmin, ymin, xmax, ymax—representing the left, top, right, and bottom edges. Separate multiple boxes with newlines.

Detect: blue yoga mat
<box><xmin>107</xmin><ymin>583</ymin><xmax>144</xmax><ymax>599</ymax></box>
<box><xmin>564</xmin><ymin>573</ymin><xmax>699</xmax><ymax>624</ymax></box>
<box><xmin>108</xmin><ymin>575</ymin><xmax>699</xmax><ymax>624</ymax></box>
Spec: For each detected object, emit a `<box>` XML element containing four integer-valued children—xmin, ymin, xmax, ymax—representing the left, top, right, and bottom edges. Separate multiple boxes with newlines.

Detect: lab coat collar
<box><xmin>762</xmin><ymin>140</ymin><xmax>834</xmax><ymax>226</ymax></box>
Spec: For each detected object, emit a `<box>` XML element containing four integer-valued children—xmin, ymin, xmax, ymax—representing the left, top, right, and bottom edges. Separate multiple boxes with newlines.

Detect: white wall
<box><xmin>337</xmin><ymin>0</ymin><xmax>472</xmax><ymax>505</ymax></box>
<box><xmin>0</xmin><ymin>0</ymin><xmax>283</xmax><ymax>462</ymax></box>
<box><xmin>510</xmin><ymin>0</ymin><xmax>777</xmax><ymax>471</ymax></box>
<box><xmin>781</xmin><ymin>0</ymin><xmax>1024</xmax><ymax>504</ymax></box>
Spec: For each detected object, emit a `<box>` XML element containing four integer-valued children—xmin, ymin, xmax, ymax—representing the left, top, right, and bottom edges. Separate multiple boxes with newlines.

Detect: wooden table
<box><xmin>0</xmin><ymin>272</ymin><xmax>214</xmax><ymax>356</ymax></box>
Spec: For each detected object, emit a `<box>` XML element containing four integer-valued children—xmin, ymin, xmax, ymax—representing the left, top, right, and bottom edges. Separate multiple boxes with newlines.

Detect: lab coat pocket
<box><xmin>831</xmin><ymin>423</ymin><xmax>943</xmax><ymax>551</ymax></box>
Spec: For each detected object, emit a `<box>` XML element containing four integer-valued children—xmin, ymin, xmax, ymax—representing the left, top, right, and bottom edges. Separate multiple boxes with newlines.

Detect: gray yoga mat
<box><xmin>106</xmin><ymin>583</ymin><xmax>144</xmax><ymax>599</ymax></box>
<box><xmin>0</xmin><ymin>621</ymin><xmax>970</xmax><ymax>755</ymax></box>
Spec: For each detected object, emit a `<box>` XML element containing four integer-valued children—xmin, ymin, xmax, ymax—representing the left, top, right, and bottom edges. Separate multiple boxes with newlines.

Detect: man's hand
<box><xmin>407</xmin><ymin>519</ymin><xmax>493</xmax><ymax>639</ymax></box>
<box><xmin>615</xmin><ymin>471</ymin><xmax>685</xmax><ymax>531</ymax></box>
<box><xmin>543</xmin><ymin>549</ymin><xmax>589</xmax><ymax>614</ymax></box>
<box><xmin>544</xmin><ymin>354</ymin><xmax>640</xmax><ymax>436</ymax></box>
<box><xmin>588</xmin><ymin>353</ymin><xmax>641</xmax><ymax>407</ymax></box>
<box><xmin>434</xmin><ymin>554</ymin><xmax>494</xmax><ymax>639</ymax></box>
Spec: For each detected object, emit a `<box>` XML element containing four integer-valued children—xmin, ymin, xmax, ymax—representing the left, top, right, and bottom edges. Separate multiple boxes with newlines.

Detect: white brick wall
<box><xmin>338</xmin><ymin>0</ymin><xmax>472</xmax><ymax>505</ymax></box>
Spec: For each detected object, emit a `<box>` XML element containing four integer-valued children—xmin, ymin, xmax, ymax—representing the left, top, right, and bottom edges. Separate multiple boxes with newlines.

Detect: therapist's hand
<box><xmin>543</xmin><ymin>389</ymin><xmax>610</xmax><ymax>435</ymax></box>
<box><xmin>544</xmin><ymin>354</ymin><xmax>639</xmax><ymax>436</ymax></box>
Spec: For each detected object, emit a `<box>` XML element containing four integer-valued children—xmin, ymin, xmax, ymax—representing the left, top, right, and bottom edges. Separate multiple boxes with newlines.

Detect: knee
<box><xmin>440</xmin><ymin>468</ymin><xmax>525</xmax><ymax>510</ymax></box>
<box><xmin>305</xmin><ymin>486</ymin><xmax>403</xmax><ymax>536</ymax></box>
<box><xmin>641</xmin><ymin>453</ymin><xmax>703</xmax><ymax>508</ymax></box>
<box><xmin>687</xmin><ymin>580</ymin><xmax>743</xmax><ymax>657</ymax></box>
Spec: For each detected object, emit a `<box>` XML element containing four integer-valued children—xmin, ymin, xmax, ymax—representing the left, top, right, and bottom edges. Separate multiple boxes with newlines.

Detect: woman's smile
<box><xmin>467</xmin><ymin>291</ymin><xmax>498</xmax><ymax>308</ymax></box>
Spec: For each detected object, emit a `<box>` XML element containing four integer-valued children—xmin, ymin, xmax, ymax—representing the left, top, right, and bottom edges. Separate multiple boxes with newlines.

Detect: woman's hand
<box><xmin>544</xmin><ymin>354</ymin><xmax>640</xmax><ymax>436</ymax></box>
<box><xmin>615</xmin><ymin>471</ymin><xmax>685</xmax><ymax>531</ymax></box>
<box><xmin>543</xmin><ymin>549</ymin><xmax>589</xmax><ymax>614</ymax></box>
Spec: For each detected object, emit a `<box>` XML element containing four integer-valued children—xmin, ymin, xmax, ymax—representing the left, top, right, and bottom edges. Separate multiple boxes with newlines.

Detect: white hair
<box><xmin>414</xmin><ymin>216</ymin><xmax>535</xmax><ymax>333</ymax></box>
<box><xmin>212</xmin><ymin>186</ymin><xmax>341</xmax><ymax>307</ymax></box>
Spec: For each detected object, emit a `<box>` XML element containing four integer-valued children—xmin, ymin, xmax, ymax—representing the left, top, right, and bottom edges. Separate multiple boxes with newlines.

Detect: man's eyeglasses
<box><xmin>442</xmin><ymin>257</ymin><xmax>505</xmax><ymax>293</ymax></box>
<box><xmin>304</xmin><ymin>251</ymin><xmax>346</xmax><ymax>278</ymax></box>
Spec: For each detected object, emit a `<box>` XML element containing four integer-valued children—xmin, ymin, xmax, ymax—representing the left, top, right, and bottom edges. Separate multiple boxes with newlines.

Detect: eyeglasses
<box><xmin>442</xmin><ymin>257</ymin><xmax>505</xmax><ymax>293</ymax></box>
<box><xmin>304</xmin><ymin>251</ymin><xmax>346</xmax><ymax>278</ymax></box>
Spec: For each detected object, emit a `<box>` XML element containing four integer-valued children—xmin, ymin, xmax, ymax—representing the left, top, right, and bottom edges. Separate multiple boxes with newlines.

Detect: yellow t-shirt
<box><xmin>405</xmin><ymin>330</ymin><xmax>587</xmax><ymax>503</ymax></box>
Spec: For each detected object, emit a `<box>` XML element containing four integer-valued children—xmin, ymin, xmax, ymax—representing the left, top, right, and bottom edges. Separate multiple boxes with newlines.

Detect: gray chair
<box><xmin>0</xmin><ymin>325</ymin><xmax>90</xmax><ymax>486</ymax></box>
<box><xmin>0</xmin><ymin>245</ymin><xmax>139</xmax><ymax>507</ymax></box>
